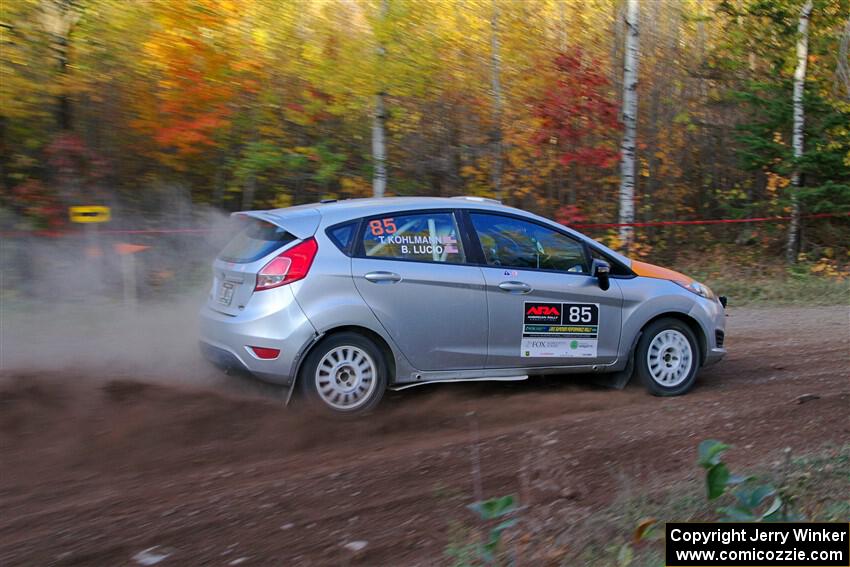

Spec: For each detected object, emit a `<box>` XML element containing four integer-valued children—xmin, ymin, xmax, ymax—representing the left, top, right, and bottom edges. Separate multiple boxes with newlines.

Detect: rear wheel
<box><xmin>299</xmin><ymin>332</ymin><xmax>387</xmax><ymax>415</ymax></box>
<box><xmin>635</xmin><ymin>318</ymin><xmax>700</xmax><ymax>396</ymax></box>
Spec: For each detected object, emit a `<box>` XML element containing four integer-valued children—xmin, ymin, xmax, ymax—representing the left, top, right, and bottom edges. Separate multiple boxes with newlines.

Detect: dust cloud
<box><xmin>0</xmin><ymin>202</ymin><xmax>238</xmax><ymax>386</ymax></box>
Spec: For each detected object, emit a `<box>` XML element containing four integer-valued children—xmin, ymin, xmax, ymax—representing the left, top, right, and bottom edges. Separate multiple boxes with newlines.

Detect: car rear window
<box><xmin>218</xmin><ymin>218</ymin><xmax>296</xmax><ymax>263</ymax></box>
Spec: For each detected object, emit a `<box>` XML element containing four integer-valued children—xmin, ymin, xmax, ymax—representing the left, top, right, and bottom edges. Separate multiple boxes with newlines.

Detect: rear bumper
<box><xmin>200</xmin><ymin>341</ymin><xmax>250</xmax><ymax>373</ymax></box>
<box><xmin>198</xmin><ymin>286</ymin><xmax>317</xmax><ymax>385</ymax></box>
<box><xmin>199</xmin><ymin>341</ymin><xmax>294</xmax><ymax>385</ymax></box>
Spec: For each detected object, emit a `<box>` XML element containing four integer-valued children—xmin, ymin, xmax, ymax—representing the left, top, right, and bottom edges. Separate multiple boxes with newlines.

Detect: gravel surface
<box><xmin>1</xmin><ymin>306</ymin><xmax>848</xmax><ymax>566</ymax></box>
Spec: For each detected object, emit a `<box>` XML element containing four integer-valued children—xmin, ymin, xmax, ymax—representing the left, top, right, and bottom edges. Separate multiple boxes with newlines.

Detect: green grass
<box><xmin>445</xmin><ymin>443</ymin><xmax>850</xmax><ymax>566</ymax></box>
<box><xmin>671</xmin><ymin>258</ymin><xmax>850</xmax><ymax>306</ymax></box>
<box><xmin>698</xmin><ymin>272</ymin><xmax>849</xmax><ymax>306</ymax></box>
<box><xmin>562</xmin><ymin>443</ymin><xmax>850</xmax><ymax>567</ymax></box>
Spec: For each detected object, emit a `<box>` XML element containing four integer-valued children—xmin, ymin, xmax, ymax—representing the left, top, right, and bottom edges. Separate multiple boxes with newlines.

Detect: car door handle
<box><xmin>364</xmin><ymin>271</ymin><xmax>402</xmax><ymax>283</ymax></box>
<box><xmin>498</xmin><ymin>281</ymin><xmax>532</xmax><ymax>293</ymax></box>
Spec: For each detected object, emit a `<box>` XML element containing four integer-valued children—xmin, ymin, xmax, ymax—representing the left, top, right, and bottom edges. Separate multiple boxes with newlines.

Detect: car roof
<box><xmin>268</xmin><ymin>196</ymin><xmax>509</xmax><ymax>217</ymax></box>
<box><xmin>250</xmin><ymin>196</ymin><xmax>632</xmax><ymax>267</ymax></box>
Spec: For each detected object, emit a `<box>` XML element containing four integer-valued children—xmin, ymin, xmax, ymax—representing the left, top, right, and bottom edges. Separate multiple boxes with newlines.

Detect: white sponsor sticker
<box><xmin>521</xmin><ymin>338</ymin><xmax>597</xmax><ymax>358</ymax></box>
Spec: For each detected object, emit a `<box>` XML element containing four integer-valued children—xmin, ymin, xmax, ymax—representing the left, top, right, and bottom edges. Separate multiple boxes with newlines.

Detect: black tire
<box><xmin>298</xmin><ymin>332</ymin><xmax>387</xmax><ymax>415</ymax></box>
<box><xmin>635</xmin><ymin>318</ymin><xmax>701</xmax><ymax>396</ymax></box>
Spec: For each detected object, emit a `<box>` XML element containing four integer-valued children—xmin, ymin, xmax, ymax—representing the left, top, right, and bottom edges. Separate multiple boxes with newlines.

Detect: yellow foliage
<box><xmin>810</xmin><ymin>257</ymin><xmax>849</xmax><ymax>280</ymax></box>
<box><xmin>765</xmin><ymin>171</ymin><xmax>790</xmax><ymax>194</ymax></box>
<box><xmin>269</xmin><ymin>192</ymin><xmax>293</xmax><ymax>209</ymax></box>
<box><xmin>340</xmin><ymin>176</ymin><xmax>372</xmax><ymax>198</ymax></box>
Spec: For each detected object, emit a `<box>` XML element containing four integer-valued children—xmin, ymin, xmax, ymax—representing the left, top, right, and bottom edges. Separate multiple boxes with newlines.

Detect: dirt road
<box><xmin>1</xmin><ymin>306</ymin><xmax>848</xmax><ymax>566</ymax></box>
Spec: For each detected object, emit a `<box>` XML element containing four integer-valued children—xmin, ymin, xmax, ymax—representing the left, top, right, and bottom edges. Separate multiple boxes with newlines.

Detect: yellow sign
<box><xmin>69</xmin><ymin>205</ymin><xmax>111</xmax><ymax>223</ymax></box>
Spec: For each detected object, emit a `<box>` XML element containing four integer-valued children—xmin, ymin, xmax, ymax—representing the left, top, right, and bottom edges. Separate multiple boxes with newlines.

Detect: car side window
<box><xmin>470</xmin><ymin>213</ymin><xmax>589</xmax><ymax>273</ymax></box>
<box><xmin>327</xmin><ymin>222</ymin><xmax>356</xmax><ymax>254</ymax></box>
<box><xmin>360</xmin><ymin>211</ymin><xmax>466</xmax><ymax>264</ymax></box>
<box><xmin>589</xmin><ymin>247</ymin><xmax>632</xmax><ymax>276</ymax></box>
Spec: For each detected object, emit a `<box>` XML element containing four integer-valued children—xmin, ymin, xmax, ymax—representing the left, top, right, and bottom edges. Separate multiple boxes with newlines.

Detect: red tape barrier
<box><xmin>570</xmin><ymin>212</ymin><xmax>850</xmax><ymax>229</ymax></box>
<box><xmin>0</xmin><ymin>227</ymin><xmax>214</xmax><ymax>238</ymax></box>
<box><xmin>1</xmin><ymin>212</ymin><xmax>847</xmax><ymax>238</ymax></box>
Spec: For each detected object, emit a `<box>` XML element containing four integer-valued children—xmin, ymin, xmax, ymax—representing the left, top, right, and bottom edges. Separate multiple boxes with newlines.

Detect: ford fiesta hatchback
<box><xmin>200</xmin><ymin>197</ymin><xmax>726</xmax><ymax>414</ymax></box>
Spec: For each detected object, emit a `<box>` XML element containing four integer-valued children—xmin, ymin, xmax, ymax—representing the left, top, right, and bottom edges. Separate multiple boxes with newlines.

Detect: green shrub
<box><xmin>697</xmin><ymin>440</ymin><xmax>802</xmax><ymax>522</ymax></box>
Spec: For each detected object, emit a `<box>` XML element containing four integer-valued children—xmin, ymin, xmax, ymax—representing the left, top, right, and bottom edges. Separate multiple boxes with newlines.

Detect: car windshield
<box><xmin>218</xmin><ymin>218</ymin><xmax>296</xmax><ymax>263</ymax></box>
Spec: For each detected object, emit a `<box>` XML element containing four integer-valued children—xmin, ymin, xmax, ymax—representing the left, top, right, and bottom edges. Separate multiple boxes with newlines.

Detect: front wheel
<box><xmin>299</xmin><ymin>332</ymin><xmax>387</xmax><ymax>415</ymax></box>
<box><xmin>635</xmin><ymin>318</ymin><xmax>700</xmax><ymax>396</ymax></box>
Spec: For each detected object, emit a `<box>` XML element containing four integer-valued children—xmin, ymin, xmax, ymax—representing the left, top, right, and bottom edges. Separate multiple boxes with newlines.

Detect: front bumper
<box><xmin>699</xmin><ymin>297</ymin><xmax>727</xmax><ymax>366</ymax></box>
<box><xmin>703</xmin><ymin>346</ymin><xmax>726</xmax><ymax>366</ymax></box>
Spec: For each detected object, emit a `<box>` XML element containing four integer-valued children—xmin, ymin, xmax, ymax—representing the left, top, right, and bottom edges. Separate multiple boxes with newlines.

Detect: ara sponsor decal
<box><xmin>524</xmin><ymin>302</ymin><xmax>562</xmax><ymax>325</ymax></box>
<box><xmin>521</xmin><ymin>302</ymin><xmax>599</xmax><ymax>358</ymax></box>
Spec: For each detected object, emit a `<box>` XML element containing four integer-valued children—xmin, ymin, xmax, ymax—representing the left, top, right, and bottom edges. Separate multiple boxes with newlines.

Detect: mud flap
<box><xmin>284</xmin><ymin>380</ymin><xmax>297</xmax><ymax>406</ymax></box>
<box><xmin>592</xmin><ymin>358</ymin><xmax>634</xmax><ymax>389</ymax></box>
<box><xmin>285</xmin><ymin>332</ymin><xmax>325</xmax><ymax>407</ymax></box>
<box><xmin>592</xmin><ymin>332</ymin><xmax>641</xmax><ymax>390</ymax></box>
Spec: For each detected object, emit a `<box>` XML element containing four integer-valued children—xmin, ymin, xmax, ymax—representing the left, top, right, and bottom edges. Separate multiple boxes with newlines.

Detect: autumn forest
<box><xmin>1</xmin><ymin>0</ymin><xmax>849</xmax><ymax>263</ymax></box>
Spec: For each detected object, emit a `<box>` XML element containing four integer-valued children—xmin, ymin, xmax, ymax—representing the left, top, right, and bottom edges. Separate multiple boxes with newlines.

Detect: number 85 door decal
<box><xmin>521</xmin><ymin>302</ymin><xmax>600</xmax><ymax>358</ymax></box>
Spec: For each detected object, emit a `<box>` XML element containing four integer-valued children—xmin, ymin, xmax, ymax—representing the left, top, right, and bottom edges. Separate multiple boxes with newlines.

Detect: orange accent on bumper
<box><xmin>631</xmin><ymin>260</ymin><xmax>694</xmax><ymax>285</ymax></box>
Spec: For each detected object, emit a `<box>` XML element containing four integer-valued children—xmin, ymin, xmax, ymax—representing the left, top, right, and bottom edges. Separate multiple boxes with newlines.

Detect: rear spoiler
<box><xmin>231</xmin><ymin>209</ymin><xmax>320</xmax><ymax>240</ymax></box>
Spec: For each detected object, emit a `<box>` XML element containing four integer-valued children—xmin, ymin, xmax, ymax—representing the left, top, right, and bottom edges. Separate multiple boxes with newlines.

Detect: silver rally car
<box><xmin>200</xmin><ymin>197</ymin><xmax>726</xmax><ymax>414</ymax></box>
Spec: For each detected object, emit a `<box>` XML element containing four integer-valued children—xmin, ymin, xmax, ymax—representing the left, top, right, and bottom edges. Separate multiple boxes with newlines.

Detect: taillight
<box><xmin>249</xmin><ymin>346</ymin><xmax>280</xmax><ymax>359</ymax></box>
<box><xmin>255</xmin><ymin>237</ymin><xmax>318</xmax><ymax>291</ymax></box>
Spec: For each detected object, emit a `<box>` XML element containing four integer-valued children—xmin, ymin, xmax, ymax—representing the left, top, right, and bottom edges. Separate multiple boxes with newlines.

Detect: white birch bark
<box><xmin>786</xmin><ymin>0</ymin><xmax>813</xmax><ymax>263</ymax></box>
<box><xmin>372</xmin><ymin>0</ymin><xmax>388</xmax><ymax>198</ymax></box>
<box><xmin>834</xmin><ymin>17</ymin><xmax>850</xmax><ymax>101</ymax></box>
<box><xmin>490</xmin><ymin>0</ymin><xmax>503</xmax><ymax>200</ymax></box>
<box><xmin>618</xmin><ymin>0</ymin><xmax>640</xmax><ymax>250</ymax></box>
<box><xmin>372</xmin><ymin>93</ymin><xmax>387</xmax><ymax>198</ymax></box>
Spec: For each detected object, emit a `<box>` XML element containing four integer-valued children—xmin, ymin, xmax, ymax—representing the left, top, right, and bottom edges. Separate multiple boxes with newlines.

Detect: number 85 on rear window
<box><xmin>369</xmin><ymin>218</ymin><xmax>397</xmax><ymax>236</ymax></box>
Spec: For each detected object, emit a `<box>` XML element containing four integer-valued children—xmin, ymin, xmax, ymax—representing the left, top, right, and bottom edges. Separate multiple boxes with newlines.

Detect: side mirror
<box><xmin>592</xmin><ymin>259</ymin><xmax>610</xmax><ymax>291</ymax></box>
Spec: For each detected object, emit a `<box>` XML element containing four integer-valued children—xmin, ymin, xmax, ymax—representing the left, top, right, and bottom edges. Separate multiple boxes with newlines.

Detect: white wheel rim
<box><xmin>646</xmin><ymin>329</ymin><xmax>693</xmax><ymax>387</ymax></box>
<box><xmin>315</xmin><ymin>346</ymin><xmax>377</xmax><ymax>410</ymax></box>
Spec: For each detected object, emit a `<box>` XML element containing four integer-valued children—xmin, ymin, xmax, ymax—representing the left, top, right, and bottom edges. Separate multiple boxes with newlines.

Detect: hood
<box><xmin>631</xmin><ymin>260</ymin><xmax>694</xmax><ymax>285</ymax></box>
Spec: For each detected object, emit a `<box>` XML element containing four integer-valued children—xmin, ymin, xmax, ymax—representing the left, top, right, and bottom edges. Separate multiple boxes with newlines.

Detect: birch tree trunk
<box><xmin>40</xmin><ymin>0</ymin><xmax>79</xmax><ymax>132</ymax></box>
<box><xmin>372</xmin><ymin>93</ymin><xmax>387</xmax><ymax>198</ymax></box>
<box><xmin>490</xmin><ymin>0</ymin><xmax>504</xmax><ymax>201</ymax></box>
<box><xmin>618</xmin><ymin>0</ymin><xmax>640</xmax><ymax>250</ymax></box>
<box><xmin>834</xmin><ymin>17</ymin><xmax>850</xmax><ymax>101</ymax></box>
<box><xmin>372</xmin><ymin>0</ymin><xmax>388</xmax><ymax>198</ymax></box>
<box><xmin>786</xmin><ymin>0</ymin><xmax>813</xmax><ymax>264</ymax></box>
<box><xmin>558</xmin><ymin>0</ymin><xmax>568</xmax><ymax>52</ymax></box>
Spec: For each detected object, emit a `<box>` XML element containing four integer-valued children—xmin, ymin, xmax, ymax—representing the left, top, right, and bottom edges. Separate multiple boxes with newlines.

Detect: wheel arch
<box><xmin>293</xmin><ymin>325</ymin><xmax>397</xmax><ymax>388</ymax></box>
<box><xmin>637</xmin><ymin>311</ymin><xmax>707</xmax><ymax>366</ymax></box>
